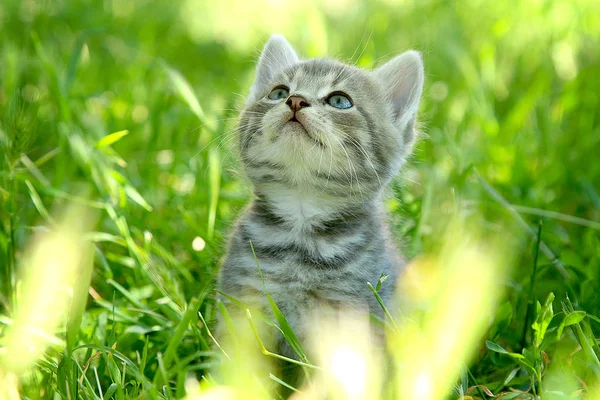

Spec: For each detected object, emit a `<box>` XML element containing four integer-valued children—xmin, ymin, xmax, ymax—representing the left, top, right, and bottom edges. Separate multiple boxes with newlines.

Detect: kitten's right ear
<box><xmin>374</xmin><ymin>50</ymin><xmax>424</xmax><ymax>126</ymax></box>
<box><xmin>249</xmin><ymin>35</ymin><xmax>299</xmax><ymax>101</ymax></box>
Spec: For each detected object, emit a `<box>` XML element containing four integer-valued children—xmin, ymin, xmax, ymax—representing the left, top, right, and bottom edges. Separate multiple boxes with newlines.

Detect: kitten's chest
<box><xmin>227</xmin><ymin>193</ymin><xmax>390</xmax><ymax>314</ymax></box>
<box><xmin>256</xmin><ymin>254</ymin><xmax>380</xmax><ymax>311</ymax></box>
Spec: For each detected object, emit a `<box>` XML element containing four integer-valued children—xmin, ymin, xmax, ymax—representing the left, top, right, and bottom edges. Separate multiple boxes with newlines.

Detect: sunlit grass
<box><xmin>1</xmin><ymin>0</ymin><xmax>599</xmax><ymax>398</ymax></box>
<box><xmin>0</xmin><ymin>205</ymin><xmax>94</xmax><ymax>397</ymax></box>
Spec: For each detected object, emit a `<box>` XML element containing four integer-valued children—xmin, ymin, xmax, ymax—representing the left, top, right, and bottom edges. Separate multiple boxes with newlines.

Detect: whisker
<box><xmin>330</xmin><ymin>125</ymin><xmax>382</xmax><ymax>187</ymax></box>
<box><xmin>352</xmin><ymin>29</ymin><xmax>373</xmax><ymax>66</ymax></box>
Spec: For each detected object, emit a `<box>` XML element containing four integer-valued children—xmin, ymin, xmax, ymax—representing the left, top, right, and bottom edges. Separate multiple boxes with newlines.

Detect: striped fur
<box><xmin>218</xmin><ymin>35</ymin><xmax>424</xmax><ymax>357</ymax></box>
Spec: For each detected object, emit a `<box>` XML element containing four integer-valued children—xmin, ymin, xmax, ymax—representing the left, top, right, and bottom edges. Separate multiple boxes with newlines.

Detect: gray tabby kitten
<box><xmin>219</xmin><ymin>35</ymin><xmax>424</xmax><ymax>354</ymax></box>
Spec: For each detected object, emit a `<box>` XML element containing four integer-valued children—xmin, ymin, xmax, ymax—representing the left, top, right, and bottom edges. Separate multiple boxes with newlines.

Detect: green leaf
<box><xmin>486</xmin><ymin>340</ymin><xmax>527</xmax><ymax>366</ymax></box>
<box><xmin>486</xmin><ymin>340</ymin><xmax>509</xmax><ymax>354</ymax></box>
<box><xmin>532</xmin><ymin>292</ymin><xmax>554</xmax><ymax>347</ymax></box>
<box><xmin>564</xmin><ymin>310</ymin><xmax>586</xmax><ymax>326</ymax></box>
<box><xmin>96</xmin><ymin>130</ymin><xmax>129</xmax><ymax>148</ymax></box>
<box><xmin>104</xmin><ymin>383</ymin><xmax>118</xmax><ymax>400</ymax></box>
<box><xmin>557</xmin><ymin>310</ymin><xmax>586</xmax><ymax>340</ymax></box>
<box><xmin>375</xmin><ymin>273</ymin><xmax>388</xmax><ymax>292</ymax></box>
<box><xmin>106</xmin><ymin>354</ymin><xmax>122</xmax><ymax>385</ymax></box>
<box><xmin>503</xmin><ymin>367</ymin><xmax>520</xmax><ymax>386</ymax></box>
<box><xmin>518</xmin><ymin>348</ymin><xmax>538</xmax><ymax>377</ymax></box>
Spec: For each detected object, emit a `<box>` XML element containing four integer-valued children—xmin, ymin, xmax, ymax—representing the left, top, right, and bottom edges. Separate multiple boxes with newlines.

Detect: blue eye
<box><xmin>268</xmin><ymin>86</ymin><xmax>289</xmax><ymax>101</ymax></box>
<box><xmin>327</xmin><ymin>93</ymin><xmax>353</xmax><ymax>109</ymax></box>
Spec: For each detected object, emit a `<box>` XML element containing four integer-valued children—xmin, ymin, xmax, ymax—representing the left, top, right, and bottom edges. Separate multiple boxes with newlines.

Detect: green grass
<box><xmin>1</xmin><ymin>0</ymin><xmax>600</xmax><ymax>398</ymax></box>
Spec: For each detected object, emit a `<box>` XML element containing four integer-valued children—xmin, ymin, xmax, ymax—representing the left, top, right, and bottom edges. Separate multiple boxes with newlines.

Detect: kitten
<box><xmin>218</xmin><ymin>34</ymin><xmax>424</xmax><ymax>360</ymax></box>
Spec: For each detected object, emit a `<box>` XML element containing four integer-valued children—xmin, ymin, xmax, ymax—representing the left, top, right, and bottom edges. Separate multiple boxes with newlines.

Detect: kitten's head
<box><xmin>239</xmin><ymin>35</ymin><xmax>424</xmax><ymax>199</ymax></box>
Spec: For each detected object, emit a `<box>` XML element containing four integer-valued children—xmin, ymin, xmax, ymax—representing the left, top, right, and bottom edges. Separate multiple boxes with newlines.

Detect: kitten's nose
<box><xmin>286</xmin><ymin>96</ymin><xmax>310</xmax><ymax>112</ymax></box>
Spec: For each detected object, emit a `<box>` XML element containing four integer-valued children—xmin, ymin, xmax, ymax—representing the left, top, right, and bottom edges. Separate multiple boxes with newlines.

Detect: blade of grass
<box><xmin>75</xmin><ymin>344</ymin><xmax>157</xmax><ymax>396</ymax></box>
<box><xmin>245</xmin><ymin>309</ymin><xmax>321</xmax><ymax>370</ymax></box>
<box><xmin>153</xmin><ymin>295</ymin><xmax>205</xmax><ymax>386</ymax></box>
<box><xmin>198</xmin><ymin>310</ymin><xmax>230</xmax><ymax>360</ymax></box>
<box><xmin>24</xmin><ymin>180</ymin><xmax>54</xmax><ymax>224</ymax></box>
<box><xmin>510</xmin><ymin>205</ymin><xmax>600</xmax><ymax>230</ymax></box>
<box><xmin>476</xmin><ymin>170</ymin><xmax>570</xmax><ymax>279</ymax></box>
<box><xmin>20</xmin><ymin>155</ymin><xmax>50</xmax><ymax>187</ymax></box>
<box><xmin>248</xmin><ymin>240</ymin><xmax>309</xmax><ymax>363</ymax></box>
<box><xmin>520</xmin><ymin>221</ymin><xmax>543</xmax><ymax>350</ymax></box>
<box><xmin>163</xmin><ymin>64</ymin><xmax>213</xmax><ymax>132</ymax></box>
<box><xmin>269</xmin><ymin>373</ymin><xmax>302</xmax><ymax>394</ymax></box>
<box><xmin>367</xmin><ymin>281</ymin><xmax>398</xmax><ymax>331</ymax></box>
<box><xmin>207</xmin><ymin>147</ymin><xmax>220</xmax><ymax>240</ymax></box>
<box><xmin>96</xmin><ymin>130</ymin><xmax>130</xmax><ymax>149</ymax></box>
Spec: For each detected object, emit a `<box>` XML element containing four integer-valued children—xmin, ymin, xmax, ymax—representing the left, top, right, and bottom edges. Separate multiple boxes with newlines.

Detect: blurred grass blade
<box><xmin>198</xmin><ymin>311</ymin><xmax>230</xmax><ymax>359</ymax></box>
<box><xmin>367</xmin><ymin>280</ymin><xmax>398</xmax><ymax>330</ymax></box>
<box><xmin>96</xmin><ymin>130</ymin><xmax>130</xmax><ymax>149</ymax></box>
<box><xmin>30</xmin><ymin>31</ymin><xmax>71</xmax><ymax>122</ymax></box>
<box><xmin>207</xmin><ymin>147</ymin><xmax>220</xmax><ymax>240</ymax></box>
<box><xmin>25</xmin><ymin>180</ymin><xmax>54</xmax><ymax>223</ymax></box>
<box><xmin>0</xmin><ymin>203</ymin><xmax>95</xmax><ymax>377</ymax></box>
<box><xmin>563</xmin><ymin>297</ymin><xmax>600</xmax><ymax>377</ymax></box>
<box><xmin>66</xmin><ymin>240</ymin><xmax>94</xmax><ymax>354</ymax></box>
<box><xmin>476</xmin><ymin>170</ymin><xmax>570</xmax><ymax>279</ymax></box>
<box><xmin>269</xmin><ymin>373</ymin><xmax>301</xmax><ymax>394</ymax></box>
<box><xmin>124</xmin><ymin>185</ymin><xmax>153</xmax><ymax>212</ymax></box>
<box><xmin>163</xmin><ymin>64</ymin><xmax>213</xmax><ymax>132</ymax></box>
<box><xmin>266</xmin><ymin>293</ymin><xmax>308</xmax><ymax>363</ymax></box>
<box><xmin>153</xmin><ymin>296</ymin><xmax>204</xmax><ymax>386</ymax></box>
<box><xmin>245</xmin><ymin>309</ymin><xmax>319</xmax><ymax>369</ymax></box>
<box><xmin>21</xmin><ymin>155</ymin><xmax>51</xmax><ymax>187</ymax></box>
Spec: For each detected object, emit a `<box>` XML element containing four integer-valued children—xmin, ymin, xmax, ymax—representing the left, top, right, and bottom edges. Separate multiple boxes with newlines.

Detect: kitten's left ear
<box><xmin>374</xmin><ymin>50</ymin><xmax>424</xmax><ymax>126</ymax></box>
<box><xmin>249</xmin><ymin>34</ymin><xmax>299</xmax><ymax>101</ymax></box>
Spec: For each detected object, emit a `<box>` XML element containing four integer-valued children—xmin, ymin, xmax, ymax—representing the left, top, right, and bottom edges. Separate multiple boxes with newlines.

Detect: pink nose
<box><xmin>286</xmin><ymin>96</ymin><xmax>310</xmax><ymax>112</ymax></box>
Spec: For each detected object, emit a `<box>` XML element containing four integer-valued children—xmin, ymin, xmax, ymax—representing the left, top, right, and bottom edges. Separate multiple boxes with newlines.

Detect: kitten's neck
<box><xmin>252</xmin><ymin>184</ymin><xmax>380</xmax><ymax>232</ymax></box>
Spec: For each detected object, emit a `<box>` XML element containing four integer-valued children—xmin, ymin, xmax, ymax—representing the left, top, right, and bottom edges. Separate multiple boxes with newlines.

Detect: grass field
<box><xmin>1</xmin><ymin>0</ymin><xmax>600</xmax><ymax>398</ymax></box>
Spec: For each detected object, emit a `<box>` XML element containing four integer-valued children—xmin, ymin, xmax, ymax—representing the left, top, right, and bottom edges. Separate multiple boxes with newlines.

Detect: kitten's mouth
<box><xmin>280</xmin><ymin>112</ymin><xmax>325</xmax><ymax>147</ymax></box>
<box><xmin>287</xmin><ymin>116</ymin><xmax>306</xmax><ymax>129</ymax></box>
<box><xmin>284</xmin><ymin>118</ymin><xmax>325</xmax><ymax>148</ymax></box>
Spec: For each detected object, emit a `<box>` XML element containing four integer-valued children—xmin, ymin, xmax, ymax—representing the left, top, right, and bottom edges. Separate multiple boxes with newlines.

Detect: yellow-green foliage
<box><xmin>1</xmin><ymin>0</ymin><xmax>599</xmax><ymax>398</ymax></box>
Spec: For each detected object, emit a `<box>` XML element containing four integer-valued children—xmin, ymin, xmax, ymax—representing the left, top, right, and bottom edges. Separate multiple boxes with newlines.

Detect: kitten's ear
<box><xmin>374</xmin><ymin>50</ymin><xmax>424</xmax><ymax>125</ymax></box>
<box><xmin>249</xmin><ymin>35</ymin><xmax>299</xmax><ymax>100</ymax></box>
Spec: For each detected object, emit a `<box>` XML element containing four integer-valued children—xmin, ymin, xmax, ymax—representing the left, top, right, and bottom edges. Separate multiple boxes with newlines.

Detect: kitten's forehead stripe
<box><xmin>331</xmin><ymin>68</ymin><xmax>347</xmax><ymax>87</ymax></box>
<box><xmin>284</xmin><ymin>67</ymin><xmax>296</xmax><ymax>82</ymax></box>
<box><xmin>280</xmin><ymin>59</ymin><xmax>361</xmax><ymax>97</ymax></box>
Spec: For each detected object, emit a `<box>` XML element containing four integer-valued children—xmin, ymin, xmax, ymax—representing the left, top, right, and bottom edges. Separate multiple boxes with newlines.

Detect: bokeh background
<box><xmin>1</xmin><ymin>0</ymin><xmax>599</xmax><ymax>398</ymax></box>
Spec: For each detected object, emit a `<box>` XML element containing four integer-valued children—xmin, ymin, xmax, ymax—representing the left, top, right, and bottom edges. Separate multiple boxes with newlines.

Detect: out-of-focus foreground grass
<box><xmin>1</xmin><ymin>0</ymin><xmax>599</xmax><ymax>398</ymax></box>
